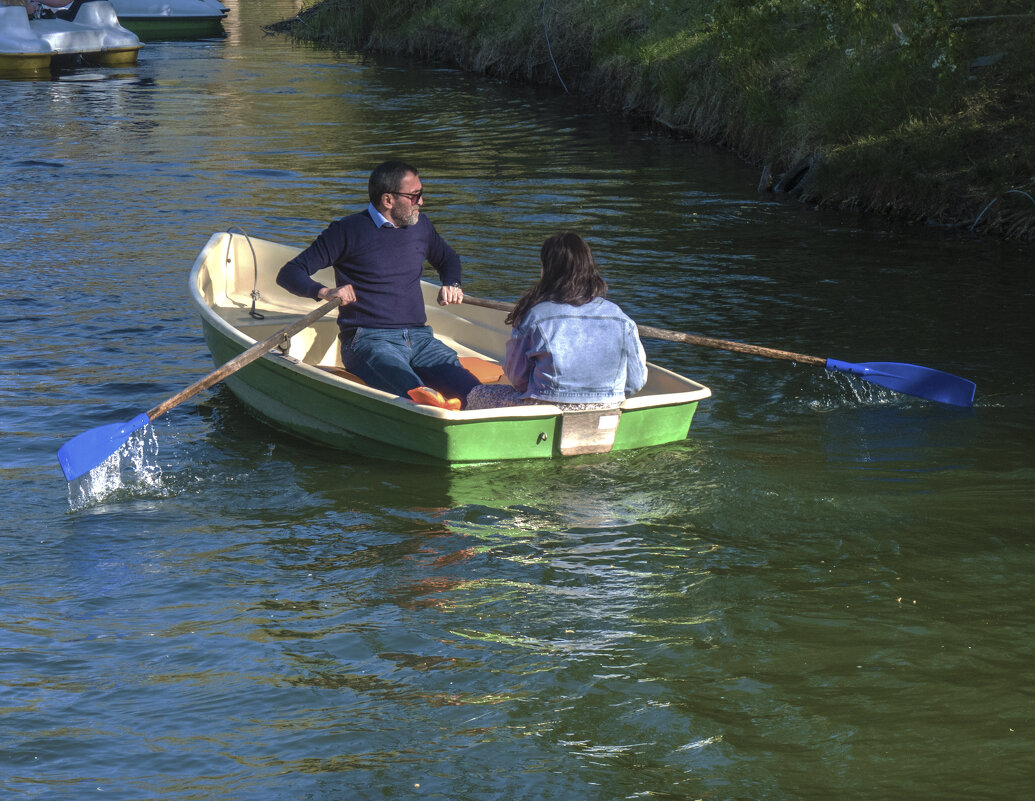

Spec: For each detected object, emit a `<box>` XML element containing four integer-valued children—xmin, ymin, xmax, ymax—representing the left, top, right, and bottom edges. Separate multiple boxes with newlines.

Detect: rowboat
<box><xmin>108</xmin><ymin>0</ymin><xmax>228</xmax><ymax>40</ymax></box>
<box><xmin>0</xmin><ymin>1</ymin><xmax>141</xmax><ymax>77</ymax></box>
<box><xmin>189</xmin><ymin>231</ymin><xmax>711</xmax><ymax>464</ymax></box>
<box><xmin>60</xmin><ymin>230</ymin><xmax>972</xmax><ymax>480</ymax></box>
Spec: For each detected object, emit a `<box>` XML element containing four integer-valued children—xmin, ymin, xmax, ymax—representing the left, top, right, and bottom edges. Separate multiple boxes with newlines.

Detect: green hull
<box><xmin>201</xmin><ymin>319</ymin><xmax>702</xmax><ymax>465</ymax></box>
<box><xmin>116</xmin><ymin>17</ymin><xmax>224</xmax><ymax>41</ymax></box>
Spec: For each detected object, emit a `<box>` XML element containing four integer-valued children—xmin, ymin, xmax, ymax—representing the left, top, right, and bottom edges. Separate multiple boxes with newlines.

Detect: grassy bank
<box><xmin>272</xmin><ymin>0</ymin><xmax>1035</xmax><ymax>241</ymax></box>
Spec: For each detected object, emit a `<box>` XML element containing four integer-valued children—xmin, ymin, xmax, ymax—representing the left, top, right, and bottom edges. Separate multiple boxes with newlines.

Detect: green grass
<box><xmin>270</xmin><ymin>0</ymin><xmax>1035</xmax><ymax>240</ymax></box>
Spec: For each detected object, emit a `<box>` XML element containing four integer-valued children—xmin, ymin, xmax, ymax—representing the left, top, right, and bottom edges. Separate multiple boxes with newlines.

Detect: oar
<box><xmin>58</xmin><ymin>298</ymin><xmax>342</xmax><ymax>482</ymax></box>
<box><xmin>461</xmin><ymin>295</ymin><xmax>976</xmax><ymax>407</ymax></box>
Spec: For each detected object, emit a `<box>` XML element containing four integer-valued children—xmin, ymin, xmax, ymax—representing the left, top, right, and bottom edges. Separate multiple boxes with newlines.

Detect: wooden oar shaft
<box><xmin>146</xmin><ymin>298</ymin><xmax>341</xmax><ymax>421</ymax></box>
<box><xmin>462</xmin><ymin>294</ymin><xmax>826</xmax><ymax>367</ymax></box>
<box><xmin>634</xmin><ymin>323</ymin><xmax>826</xmax><ymax>367</ymax></box>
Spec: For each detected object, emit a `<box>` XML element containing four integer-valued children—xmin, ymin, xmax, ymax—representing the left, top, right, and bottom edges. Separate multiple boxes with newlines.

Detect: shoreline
<box><xmin>268</xmin><ymin>0</ymin><xmax>1035</xmax><ymax>244</ymax></box>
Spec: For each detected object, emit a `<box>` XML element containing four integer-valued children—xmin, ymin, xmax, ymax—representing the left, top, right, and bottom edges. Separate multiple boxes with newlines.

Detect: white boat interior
<box><xmin>194</xmin><ymin>231</ymin><xmax>712</xmax><ymax>412</ymax></box>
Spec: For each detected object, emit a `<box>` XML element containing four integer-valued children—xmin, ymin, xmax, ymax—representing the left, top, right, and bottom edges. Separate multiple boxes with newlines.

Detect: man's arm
<box><xmin>423</xmin><ymin>219</ymin><xmax>463</xmax><ymax>288</ymax></box>
<box><xmin>276</xmin><ymin>221</ymin><xmax>349</xmax><ymax>301</ymax></box>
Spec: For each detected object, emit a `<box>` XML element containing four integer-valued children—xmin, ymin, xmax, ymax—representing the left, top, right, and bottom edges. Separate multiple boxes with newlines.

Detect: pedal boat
<box><xmin>0</xmin><ymin>0</ymin><xmax>141</xmax><ymax>76</ymax></box>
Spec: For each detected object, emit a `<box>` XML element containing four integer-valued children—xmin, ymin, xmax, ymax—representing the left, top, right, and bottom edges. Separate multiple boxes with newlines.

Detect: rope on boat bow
<box><xmin>224</xmin><ymin>227</ymin><xmax>265</xmax><ymax>320</ymax></box>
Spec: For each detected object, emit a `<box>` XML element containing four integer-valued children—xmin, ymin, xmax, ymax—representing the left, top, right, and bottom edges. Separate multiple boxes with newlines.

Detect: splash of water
<box><xmin>66</xmin><ymin>426</ymin><xmax>165</xmax><ymax>511</ymax></box>
<box><xmin>805</xmin><ymin>370</ymin><xmax>903</xmax><ymax>411</ymax></box>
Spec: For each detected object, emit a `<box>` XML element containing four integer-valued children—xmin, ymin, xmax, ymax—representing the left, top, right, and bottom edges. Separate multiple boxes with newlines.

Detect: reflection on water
<box><xmin>2</xmin><ymin>0</ymin><xmax>1033</xmax><ymax>799</ymax></box>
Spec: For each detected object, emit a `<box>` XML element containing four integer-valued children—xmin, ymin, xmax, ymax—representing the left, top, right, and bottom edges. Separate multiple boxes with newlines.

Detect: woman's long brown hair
<box><xmin>506</xmin><ymin>232</ymin><xmax>608</xmax><ymax>327</ymax></box>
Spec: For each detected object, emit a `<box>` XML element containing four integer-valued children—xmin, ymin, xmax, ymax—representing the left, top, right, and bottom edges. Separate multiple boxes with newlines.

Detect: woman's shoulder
<box><xmin>527</xmin><ymin>296</ymin><xmax>629</xmax><ymax>319</ymax></box>
<box><xmin>578</xmin><ymin>296</ymin><xmax>635</xmax><ymax>320</ymax></box>
<box><xmin>598</xmin><ymin>296</ymin><xmax>638</xmax><ymax>321</ymax></box>
<box><xmin>522</xmin><ymin>299</ymin><xmax>575</xmax><ymax>323</ymax></box>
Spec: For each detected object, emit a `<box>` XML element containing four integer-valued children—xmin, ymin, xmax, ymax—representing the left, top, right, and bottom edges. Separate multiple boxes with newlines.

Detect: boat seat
<box><xmin>317</xmin><ymin>357</ymin><xmax>506</xmax><ymax>387</ymax></box>
<box><xmin>460</xmin><ymin>356</ymin><xmax>506</xmax><ymax>384</ymax></box>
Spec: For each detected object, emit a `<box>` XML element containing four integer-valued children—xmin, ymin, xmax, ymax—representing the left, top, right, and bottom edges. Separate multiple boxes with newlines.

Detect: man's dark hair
<box><xmin>369</xmin><ymin>161</ymin><xmax>419</xmax><ymax>206</ymax></box>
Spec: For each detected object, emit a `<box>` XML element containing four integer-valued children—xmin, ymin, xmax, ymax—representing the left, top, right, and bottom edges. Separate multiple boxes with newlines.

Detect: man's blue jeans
<box><xmin>340</xmin><ymin>326</ymin><xmax>480</xmax><ymax>401</ymax></box>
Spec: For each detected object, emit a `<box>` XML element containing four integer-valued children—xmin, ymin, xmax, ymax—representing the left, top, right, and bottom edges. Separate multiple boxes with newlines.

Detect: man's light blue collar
<box><xmin>368</xmin><ymin>203</ymin><xmax>394</xmax><ymax>228</ymax></box>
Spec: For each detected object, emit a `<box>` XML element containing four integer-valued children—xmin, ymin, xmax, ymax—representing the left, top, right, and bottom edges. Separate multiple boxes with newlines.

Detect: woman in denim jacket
<box><xmin>468</xmin><ymin>232</ymin><xmax>647</xmax><ymax>410</ymax></box>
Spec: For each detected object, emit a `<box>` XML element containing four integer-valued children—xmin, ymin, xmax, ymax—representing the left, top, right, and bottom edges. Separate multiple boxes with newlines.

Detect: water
<box><xmin>2</xmin><ymin>2</ymin><xmax>1033</xmax><ymax>798</ymax></box>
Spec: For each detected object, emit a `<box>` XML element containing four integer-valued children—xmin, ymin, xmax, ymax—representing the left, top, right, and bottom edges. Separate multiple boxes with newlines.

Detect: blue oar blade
<box><xmin>825</xmin><ymin>359</ymin><xmax>976</xmax><ymax>407</ymax></box>
<box><xmin>57</xmin><ymin>413</ymin><xmax>151</xmax><ymax>482</ymax></box>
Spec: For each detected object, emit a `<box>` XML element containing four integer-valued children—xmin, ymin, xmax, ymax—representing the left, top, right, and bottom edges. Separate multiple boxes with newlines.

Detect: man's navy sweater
<box><xmin>276</xmin><ymin>210</ymin><xmax>462</xmax><ymax>331</ymax></box>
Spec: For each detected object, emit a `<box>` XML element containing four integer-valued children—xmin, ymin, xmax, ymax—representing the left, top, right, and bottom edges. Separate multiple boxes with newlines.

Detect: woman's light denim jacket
<box><xmin>503</xmin><ymin>297</ymin><xmax>648</xmax><ymax>404</ymax></box>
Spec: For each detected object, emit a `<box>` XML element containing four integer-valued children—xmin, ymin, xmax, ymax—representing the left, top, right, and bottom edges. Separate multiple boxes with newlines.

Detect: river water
<box><xmin>2</xmin><ymin>2</ymin><xmax>1032</xmax><ymax>799</ymax></box>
